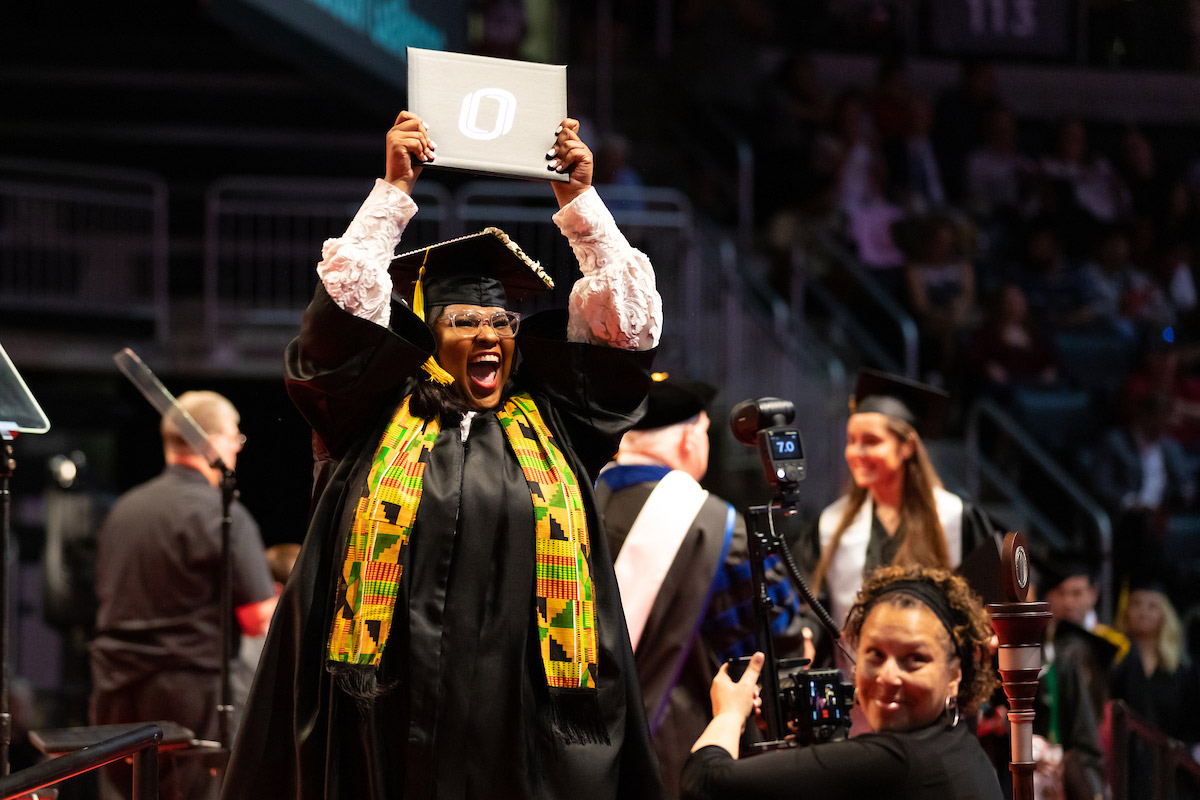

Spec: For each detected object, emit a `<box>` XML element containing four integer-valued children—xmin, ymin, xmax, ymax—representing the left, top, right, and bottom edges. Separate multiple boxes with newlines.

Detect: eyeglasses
<box><xmin>441</xmin><ymin>310</ymin><xmax>521</xmax><ymax>338</ymax></box>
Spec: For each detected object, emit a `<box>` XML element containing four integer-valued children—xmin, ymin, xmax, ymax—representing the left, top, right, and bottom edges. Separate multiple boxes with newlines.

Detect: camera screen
<box><xmin>808</xmin><ymin>678</ymin><xmax>845</xmax><ymax>723</ymax></box>
<box><xmin>767</xmin><ymin>430</ymin><xmax>802</xmax><ymax>460</ymax></box>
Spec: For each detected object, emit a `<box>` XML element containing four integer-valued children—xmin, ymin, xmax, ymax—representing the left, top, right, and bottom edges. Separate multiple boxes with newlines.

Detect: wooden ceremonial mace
<box><xmin>988</xmin><ymin>532</ymin><xmax>1051</xmax><ymax>800</ymax></box>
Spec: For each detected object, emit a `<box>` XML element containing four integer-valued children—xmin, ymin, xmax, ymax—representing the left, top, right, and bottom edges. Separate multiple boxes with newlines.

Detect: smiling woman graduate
<box><xmin>797</xmin><ymin>370</ymin><xmax>992</xmax><ymax>646</ymax></box>
<box><xmin>221</xmin><ymin>111</ymin><xmax>666</xmax><ymax>800</ymax></box>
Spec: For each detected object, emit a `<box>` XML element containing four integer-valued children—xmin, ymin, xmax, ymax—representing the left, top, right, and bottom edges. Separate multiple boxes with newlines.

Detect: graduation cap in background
<box><xmin>1032</xmin><ymin>550</ymin><xmax>1099</xmax><ymax>595</ymax></box>
<box><xmin>391</xmin><ymin>227</ymin><xmax>555</xmax><ymax>312</ymax></box>
<box><xmin>390</xmin><ymin>228</ymin><xmax>554</xmax><ymax>384</ymax></box>
<box><xmin>850</xmin><ymin>368</ymin><xmax>951</xmax><ymax>439</ymax></box>
<box><xmin>633</xmin><ymin>371</ymin><xmax>718</xmax><ymax>430</ymax></box>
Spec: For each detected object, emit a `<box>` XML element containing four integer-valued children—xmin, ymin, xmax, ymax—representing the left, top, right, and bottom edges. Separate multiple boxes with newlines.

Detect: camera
<box><xmin>730</xmin><ymin>398</ymin><xmax>805</xmax><ymax>511</ymax></box>
<box><xmin>728</xmin><ymin>397</ymin><xmax>853</xmax><ymax>748</ymax></box>
<box><xmin>728</xmin><ymin>657</ymin><xmax>855</xmax><ymax>746</ymax></box>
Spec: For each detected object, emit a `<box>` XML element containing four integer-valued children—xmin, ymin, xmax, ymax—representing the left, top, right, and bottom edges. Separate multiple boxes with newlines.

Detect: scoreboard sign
<box><xmin>931</xmin><ymin>0</ymin><xmax>1072</xmax><ymax>59</ymax></box>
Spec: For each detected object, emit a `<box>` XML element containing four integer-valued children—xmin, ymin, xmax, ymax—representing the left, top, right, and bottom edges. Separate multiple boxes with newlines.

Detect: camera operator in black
<box><xmin>680</xmin><ymin>566</ymin><xmax>1003</xmax><ymax>800</ymax></box>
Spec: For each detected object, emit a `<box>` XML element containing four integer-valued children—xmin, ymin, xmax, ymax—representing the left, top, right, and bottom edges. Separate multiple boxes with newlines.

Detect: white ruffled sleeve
<box><xmin>552</xmin><ymin>187</ymin><xmax>662</xmax><ymax>350</ymax></box>
<box><xmin>315</xmin><ymin>178</ymin><xmax>418</xmax><ymax>327</ymax></box>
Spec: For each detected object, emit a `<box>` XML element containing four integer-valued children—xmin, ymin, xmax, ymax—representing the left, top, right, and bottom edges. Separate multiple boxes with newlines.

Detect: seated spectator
<box><xmin>754</xmin><ymin>52</ymin><xmax>829</xmax><ymax>216</ymax></box>
<box><xmin>1116</xmin><ymin>126</ymin><xmax>1173</xmax><ymax>222</ymax></box>
<box><xmin>1079</xmin><ymin>223</ymin><xmax>1175</xmax><ymax>341</ymax></box>
<box><xmin>870</xmin><ymin>55</ymin><xmax>914</xmax><ymax>150</ymax></box>
<box><xmin>1012</xmin><ymin>216</ymin><xmax>1093</xmax><ymax>332</ymax></box>
<box><xmin>966</xmin><ymin>283</ymin><xmax>1059</xmax><ymax>402</ymax></box>
<box><xmin>1110</xmin><ymin>582</ymin><xmax>1200</xmax><ymax>798</ymax></box>
<box><xmin>1091</xmin><ymin>391</ymin><xmax>1198</xmax><ymax>593</ymax></box>
<box><xmin>1119</xmin><ymin>341</ymin><xmax>1200</xmax><ymax>451</ymax></box>
<box><xmin>810</xmin><ymin>88</ymin><xmax>880</xmax><ymax>218</ymax></box>
<box><xmin>1038</xmin><ymin>118</ymin><xmax>1130</xmax><ymax>225</ymax></box>
<box><xmin>883</xmin><ymin>94</ymin><xmax>946</xmax><ymax>214</ymax></box>
<box><xmin>932</xmin><ymin>58</ymin><xmax>1002</xmax><ymax>206</ymax></box>
<box><xmin>966</xmin><ymin>105</ymin><xmax>1036</xmax><ymax>220</ymax></box>
<box><xmin>905</xmin><ymin>214</ymin><xmax>977</xmax><ymax>383</ymax></box>
<box><xmin>844</xmin><ymin>158</ymin><xmax>908</xmax><ymax>295</ymax></box>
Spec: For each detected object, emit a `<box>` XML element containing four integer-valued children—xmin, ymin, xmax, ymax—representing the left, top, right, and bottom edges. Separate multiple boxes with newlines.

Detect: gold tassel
<box><xmin>412</xmin><ymin>248</ymin><xmax>455</xmax><ymax>385</ymax></box>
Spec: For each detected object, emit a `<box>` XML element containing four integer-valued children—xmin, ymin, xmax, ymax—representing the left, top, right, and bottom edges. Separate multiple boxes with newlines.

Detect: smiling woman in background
<box><xmin>798</xmin><ymin>370</ymin><xmax>991</xmax><ymax>650</ymax></box>
<box><xmin>680</xmin><ymin>566</ymin><xmax>1003</xmax><ymax>800</ymax></box>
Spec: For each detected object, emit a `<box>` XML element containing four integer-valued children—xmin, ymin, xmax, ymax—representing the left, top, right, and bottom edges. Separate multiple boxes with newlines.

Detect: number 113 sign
<box><xmin>932</xmin><ymin>0</ymin><xmax>1071</xmax><ymax>59</ymax></box>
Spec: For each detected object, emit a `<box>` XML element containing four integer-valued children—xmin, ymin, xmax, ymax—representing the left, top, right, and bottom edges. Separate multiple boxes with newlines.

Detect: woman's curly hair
<box><xmin>843</xmin><ymin>565</ymin><xmax>998</xmax><ymax>714</ymax></box>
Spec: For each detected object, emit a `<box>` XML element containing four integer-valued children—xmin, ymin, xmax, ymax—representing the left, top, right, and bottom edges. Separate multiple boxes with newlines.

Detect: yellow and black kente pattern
<box><xmin>328</xmin><ymin>392</ymin><xmax>598</xmax><ymax>691</ymax></box>
<box><xmin>500</xmin><ymin>395</ymin><xmax>597</xmax><ymax>690</ymax></box>
<box><xmin>328</xmin><ymin>395</ymin><xmax>439</xmax><ymax>664</ymax></box>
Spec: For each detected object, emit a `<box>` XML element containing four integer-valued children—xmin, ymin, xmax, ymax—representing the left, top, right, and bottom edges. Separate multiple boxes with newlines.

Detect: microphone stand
<box><xmin>216</xmin><ymin>465</ymin><xmax>236</xmax><ymax>753</ymax></box>
<box><xmin>1</xmin><ymin>429</ymin><xmax>14</xmax><ymax>776</ymax></box>
<box><xmin>112</xmin><ymin>350</ymin><xmax>237</xmax><ymax>769</ymax></box>
<box><xmin>0</xmin><ymin>343</ymin><xmax>52</xmax><ymax>779</ymax></box>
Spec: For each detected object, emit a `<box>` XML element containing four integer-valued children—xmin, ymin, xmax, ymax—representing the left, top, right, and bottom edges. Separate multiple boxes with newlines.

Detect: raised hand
<box><xmin>547</xmin><ymin>118</ymin><xmax>594</xmax><ymax>208</ymax></box>
<box><xmin>384</xmin><ymin>111</ymin><xmax>436</xmax><ymax>196</ymax></box>
<box><xmin>710</xmin><ymin>651</ymin><xmax>764</xmax><ymax>723</ymax></box>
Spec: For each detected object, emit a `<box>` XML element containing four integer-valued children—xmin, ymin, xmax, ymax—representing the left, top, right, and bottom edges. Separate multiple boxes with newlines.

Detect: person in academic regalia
<box><xmin>220</xmin><ymin>111</ymin><xmax>667</xmax><ymax>800</ymax></box>
<box><xmin>595</xmin><ymin>371</ymin><xmax>809</xmax><ymax>798</ymax></box>
<box><xmin>795</xmin><ymin>370</ymin><xmax>992</xmax><ymax>660</ymax></box>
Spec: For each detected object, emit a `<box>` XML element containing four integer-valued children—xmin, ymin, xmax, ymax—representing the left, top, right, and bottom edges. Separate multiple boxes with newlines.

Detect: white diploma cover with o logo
<box><xmin>407</xmin><ymin>47</ymin><xmax>569</xmax><ymax>182</ymax></box>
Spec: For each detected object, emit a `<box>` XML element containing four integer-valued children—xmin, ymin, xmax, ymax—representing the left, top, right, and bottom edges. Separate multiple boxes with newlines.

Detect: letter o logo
<box><xmin>458</xmin><ymin>88</ymin><xmax>517</xmax><ymax>141</ymax></box>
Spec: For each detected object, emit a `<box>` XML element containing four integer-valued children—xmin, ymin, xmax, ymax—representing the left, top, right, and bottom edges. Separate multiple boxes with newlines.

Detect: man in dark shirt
<box><xmin>90</xmin><ymin>390</ymin><xmax>276</xmax><ymax>800</ymax></box>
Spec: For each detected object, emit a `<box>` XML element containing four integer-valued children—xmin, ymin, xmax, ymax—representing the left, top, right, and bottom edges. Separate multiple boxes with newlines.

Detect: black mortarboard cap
<box><xmin>1127</xmin><ymin>573</ymin><xmax>1170</xmax><ymax>595</ymax></box>
<box><xmin>633</xmin><ymin>371</ymin><xmax>718</xmax><ymax>430</ymax></box>
<box><xmin>851</xmin><ymin>368</ymin><xmax>951</xmax><ymax>439</ymax></box>
<box><xmin>391</xmin><ymin>227</ymin><xmax>554</xmax><ymax>312</ymax></box>
<box><xmin>1033</xmin><ymin>550</ymin><xmax>1097</xmax><ymax>594</ymax></box>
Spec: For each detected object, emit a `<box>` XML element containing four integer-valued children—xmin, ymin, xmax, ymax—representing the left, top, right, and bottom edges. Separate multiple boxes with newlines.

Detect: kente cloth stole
<box><xmin>327</xmin><ymin>392</ymin><xmax>599</xmax><ymax>691</ymax></box>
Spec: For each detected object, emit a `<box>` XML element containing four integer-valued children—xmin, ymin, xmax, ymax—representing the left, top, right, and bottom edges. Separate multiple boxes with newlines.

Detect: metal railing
<box><xmin>716</xmin><ymin>233</ymin><xmax>848</xmax><ymax>514</ymax></box>
<box><xmin>202</xmin><ymin>176</ymin><xmax>454</xmax><ymax>339</ymax></box>
<box><xmin>0</xmin><ymin>724</ymin><xmax>161</xmax><ymax>800</ymax></box>
<box><xmin>0</xmin><ymin>157</ymin><xmax>169</xmax><ymax>340</ymax></box>
<box><xmin>964</xmin><ymin>397</ymin><xmax>1114</xmax><ymax>619</ymax></box>
<box><xmin>1110</xmin><ymin>700</ymin><xmax>1200</xmax><ymax>800</ymax></box>
<box><xmin>795</xmin><ymin>229</ymin><xmax>919</xmax><ymax>378</ymax></box>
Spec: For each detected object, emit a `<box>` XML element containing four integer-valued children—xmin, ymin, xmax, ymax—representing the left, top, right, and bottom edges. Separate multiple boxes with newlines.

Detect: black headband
<box><xmin>866</xmin><ymin>579</ymin><xmax>962</xmax><ymax>655</ymax></box>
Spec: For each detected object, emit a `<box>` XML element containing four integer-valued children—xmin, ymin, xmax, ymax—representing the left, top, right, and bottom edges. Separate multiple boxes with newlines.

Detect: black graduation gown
<box><xmin>221</xmin><ymin>287</ymin><xmax>666</xmax><ymax>800</ymax></box>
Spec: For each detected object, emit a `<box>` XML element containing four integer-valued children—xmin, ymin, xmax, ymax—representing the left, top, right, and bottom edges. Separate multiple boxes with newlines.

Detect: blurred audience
<box><xmin>1079</xmin><ymin>223</ymin><xmax>1175</xmax><ymax>341</ymax></box>
<box><xmin>1118</xmin><ymin>341</ymin><xmax>1200</xmax><ymax>451</ymax></box>
<box><xmin>887</xmin><ymin>94</ymin><xmax>947</xmax><ymax>215</ymax></box>
<box><xmin>1011</xmin><ymin>216</ymin><xmax>1093</xmax><ymax>332</ymax></box>
<box><xmin>967</xmin><ymin>283</ymin><xmax>1060</xmax><ymax>401</ymax></box>
<box><xmin>932</xmin><ymin>58</ymin><xmax>1002</xmax><ymax>205</ymax></box>
<box><xmin>1091</xmin><ymin>391</ymin><xmax>1198</xmax><ymax>594</ymax></box>
<box><xmin>904</xmin><ymin>214</ymin><xmax>977</xmax><ymax>382</ymax></box>
<box><xmin>1038</xmin><ymin>118</ymin><xmax>1130</xmax><ymax>226</ymax></box>
<box><xmin>966</xmin><ymin>105</ymin><xmax>1036</xmax><ymax>221</ymax></box>
<box><xmin>844</xmin><ymin>159</ymin><xmax>908</xmax><ymax>292</ymax></box>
